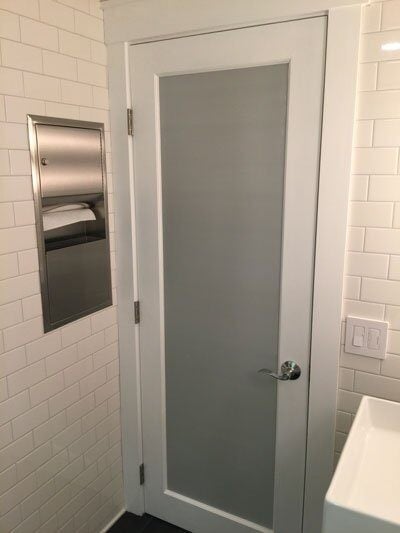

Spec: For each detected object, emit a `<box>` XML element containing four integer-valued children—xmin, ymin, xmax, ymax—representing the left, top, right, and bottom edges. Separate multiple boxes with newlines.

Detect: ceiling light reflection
<box><xmin>381</xmin><ymin>42</ymin><xmax>400</xmax><ymax>51</ymax></box>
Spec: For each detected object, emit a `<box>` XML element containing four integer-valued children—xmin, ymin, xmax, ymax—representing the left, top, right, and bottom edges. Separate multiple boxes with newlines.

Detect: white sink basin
<box><xmin>323</xmin><ymin>395</ymin><xmax>400</xmax><ymax>533</ymax></box>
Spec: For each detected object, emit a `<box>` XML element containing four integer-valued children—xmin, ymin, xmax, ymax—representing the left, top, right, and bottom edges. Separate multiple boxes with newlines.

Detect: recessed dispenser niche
<box><xmin>28</xmin><ymin>115</ymin><xmax>112</xmax><ymax>332</ymax></box>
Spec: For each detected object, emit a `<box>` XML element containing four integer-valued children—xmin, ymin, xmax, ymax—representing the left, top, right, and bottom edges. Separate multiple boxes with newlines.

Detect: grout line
<box><xmin>0</xmin><ymin>8</ymin><xmax>105</xmax><ymax>41</ymax></box>
<box><xmin>1</xmin><ymin>60</ymin><xmax>108</xmax><ymax>87</ymax></box>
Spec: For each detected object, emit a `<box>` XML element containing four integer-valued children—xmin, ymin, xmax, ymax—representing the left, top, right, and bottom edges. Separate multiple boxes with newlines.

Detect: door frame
<box><xmin>103</xmin><ymin>2</ymin><xmax>363</xmax><ymax>532</ymax></box>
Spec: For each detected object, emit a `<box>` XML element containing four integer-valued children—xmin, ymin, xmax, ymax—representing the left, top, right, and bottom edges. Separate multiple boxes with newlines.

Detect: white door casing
<box><xmin>105</xmin><ymin>2</ymin><xmax>362</xmax><ymax>532</ymax></box>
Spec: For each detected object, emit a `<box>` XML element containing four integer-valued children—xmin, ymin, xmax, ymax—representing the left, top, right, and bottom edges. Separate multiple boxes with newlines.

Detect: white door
<box><xmin>130</xmin><ymin>16</ymin><xmax>326</xmax><ymax>533</ymax></box>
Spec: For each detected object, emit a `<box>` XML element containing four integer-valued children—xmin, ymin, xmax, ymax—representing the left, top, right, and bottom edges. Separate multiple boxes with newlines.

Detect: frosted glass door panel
<box><xmin>160</xmin><ymin>64</ymin><xmax>288</xmax><ymax>528</ymax></box>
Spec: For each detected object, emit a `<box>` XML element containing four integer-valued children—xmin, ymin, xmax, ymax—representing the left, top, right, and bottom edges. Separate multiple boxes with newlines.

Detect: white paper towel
<box><xmin>43</xmin><ymin>204</ymin><xmax>96</xmax><ymax>231</ymax></box>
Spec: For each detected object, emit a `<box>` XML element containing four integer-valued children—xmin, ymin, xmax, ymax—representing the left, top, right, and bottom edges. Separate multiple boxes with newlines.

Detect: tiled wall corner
<box><xmin>337</xmin><ymin>0</ymin><xmax>400</xmax><ymax>462</ymax></box>
<box><xmin>0</xmin><ymin>1</ymin><xmax>124</xmax><ymax>532</ymax></box>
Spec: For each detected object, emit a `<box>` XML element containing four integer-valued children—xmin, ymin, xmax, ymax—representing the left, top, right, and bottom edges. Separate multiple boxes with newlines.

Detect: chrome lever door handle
<box><xmin>258</xmin><ymin>361</ymin><xmax>301</xmax><ymax>381</ymax></box>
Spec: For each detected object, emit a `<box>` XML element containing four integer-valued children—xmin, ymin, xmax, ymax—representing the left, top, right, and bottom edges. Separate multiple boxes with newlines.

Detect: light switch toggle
<box><xmin>353</xmin><ymin>326</ymin><xmax>365</xmax><ymax>347</ymax></box>
<box><xmin>345</xmin><ymin>316</ymin><xmax>388</xmax><ymax>359</ymax></box>
<box><xmin>368</xmin><ymin>328</ymin><xmax>380</xmax><ymax>350</ymax></box>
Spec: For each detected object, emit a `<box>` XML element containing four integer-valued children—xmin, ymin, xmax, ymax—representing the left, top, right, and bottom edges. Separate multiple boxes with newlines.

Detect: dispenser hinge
<box><xmin>127</xmin><ymin>108</ymin><xmax>133</xmax><ymax>136</ymax></box>
<box><xmin>139</xmin><ymin>463</ymin><xmax>145</xmax><ymax>485</ymax></box>
<box><xmin>134</xmin><ymin>300</ymin><xmax>140</xmax><ymax>324</ymax></box>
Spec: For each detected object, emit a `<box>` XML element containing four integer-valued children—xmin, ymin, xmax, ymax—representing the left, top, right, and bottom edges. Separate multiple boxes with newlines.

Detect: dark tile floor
<box><xmin>108</xmin><ymin>512</ymin><xmax>190</xmax><ymax>533</ymax></box>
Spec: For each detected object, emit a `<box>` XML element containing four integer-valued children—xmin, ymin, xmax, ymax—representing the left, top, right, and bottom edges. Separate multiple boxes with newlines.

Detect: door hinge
<box><xmin>134</xmin><ymin>300</ymin><xmax>140</xmax><ymax>324</ymax></box>
<box><xmin>127</xmin><ymin>108</ymin><xmax>133</xmax><ymax>136</ymax></box>
<box><xmin>139</xmin><ymin>463</ymin><xmax>145</xmax><ymax>485</ymax></box>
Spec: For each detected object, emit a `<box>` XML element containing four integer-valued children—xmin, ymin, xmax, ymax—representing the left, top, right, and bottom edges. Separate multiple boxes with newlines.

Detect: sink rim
<box><xmin>325</xmin><ymin>394</ymin><xmax>400</xmax><ymax>527</ymax></box>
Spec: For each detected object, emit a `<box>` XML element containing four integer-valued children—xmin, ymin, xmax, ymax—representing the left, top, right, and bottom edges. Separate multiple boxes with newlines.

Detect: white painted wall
<box><xmin>336</xmin><ymin>0</ymin><xmax>400</xmax><ymax>458</ymax></box>
<box><xmin>0</xmin><ymin>1</ymin><xmax>124</xmax><ymax>532</ymax></box>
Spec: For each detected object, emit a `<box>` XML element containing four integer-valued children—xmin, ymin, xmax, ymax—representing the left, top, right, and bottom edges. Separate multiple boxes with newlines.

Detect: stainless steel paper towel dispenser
<box><xmin>28</xmin><ymin>115</ymin><xmax>112</xmax><ymax>332</ymax></box>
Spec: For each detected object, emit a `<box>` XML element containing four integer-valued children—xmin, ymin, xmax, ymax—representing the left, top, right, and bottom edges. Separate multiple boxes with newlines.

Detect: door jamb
<box><xmin>303</xmin><ymin>7</ymin><xmax>361</xmax><ymax>532</ymax></box>
<box><xmin>106</xmin><ymin>5</ymin><xmax>362</xmax><ymax>532</ymax></box>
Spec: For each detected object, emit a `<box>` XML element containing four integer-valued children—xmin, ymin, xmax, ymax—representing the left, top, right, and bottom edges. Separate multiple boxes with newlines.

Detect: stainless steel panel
<box><xmin>27</xmin><ymin>115</ymin><xmax>112</xmax><ymax>332</ymax></box>
<box><xmin>46</xmin><ymin>240</ymin><xmax>112</xmax><ymax>326</ymax></box>
<box><xmin>36</xmin><ymin>125</ymin><xmax>103</xmax><ymax>198</ymax></box>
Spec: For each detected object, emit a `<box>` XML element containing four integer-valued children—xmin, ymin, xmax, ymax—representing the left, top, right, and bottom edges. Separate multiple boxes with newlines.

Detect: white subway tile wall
<box><xmin>337</xmin><ymin>0</ymin><xmax>400</xmax><ymax>463</ymax></box>
<box><xmin>0</xmin><ymin>1</ymin><xmax>124</xmax><ymax>532</ymax></box>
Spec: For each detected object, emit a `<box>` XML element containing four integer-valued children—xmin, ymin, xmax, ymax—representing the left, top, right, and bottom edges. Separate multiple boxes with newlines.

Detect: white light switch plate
<box><xmin>345</xmin><ymin>316</ymin><xmax>388</xmax><ymax>359</ymax></box>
